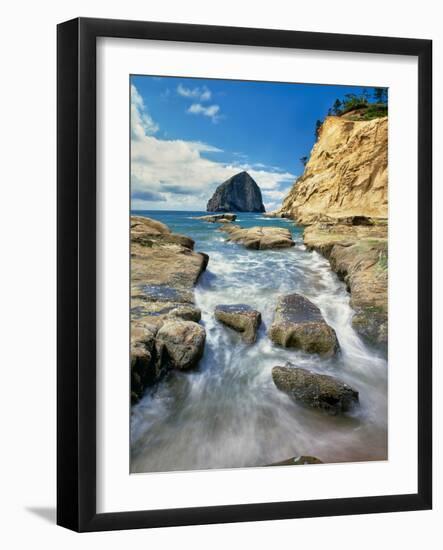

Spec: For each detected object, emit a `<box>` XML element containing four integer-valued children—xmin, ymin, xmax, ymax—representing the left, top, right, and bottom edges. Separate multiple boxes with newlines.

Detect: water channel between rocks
<box><xmin>130</xmin><ymin>211</ymin><xmax>388</xmax><ymax>473</ymax></box>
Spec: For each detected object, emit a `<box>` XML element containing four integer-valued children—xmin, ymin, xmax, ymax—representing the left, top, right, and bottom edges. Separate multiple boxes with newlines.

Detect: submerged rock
<box><xmin>214</xmin><ymin>304</ymin><xmax>262</xmax><ymax>344</ymax></box>
<box><xmin>268</xmin><ymin>293</ymin><xmax>339</xmax><ymax>356</ymax></box>
<box><xmin>207</xmin><ymin>171</ymin><xmax>265</xmax><ymax>212</ymax></box>
<box><xmin>220</xmin><ymin>224</ymin><xmax>294</xmax><ymax>250</ymax></box>
<box><xmin>272</xmin><ymin>364</ymin><xmax>359</xmax><ymax>414</ymax></box>
<box><xmin>156</xmin><ymin>320</ymin><xmax>206</xmax><ymax>371</ymax></box>
<box><xmin>267</xmin><ymin>455</ymin><xmax>323</xmax><ymax>466</ymax></box>
<box><xmin>194</xmin><ymin>213</ymin><xmax>237</xmax><ymax>223</ymax></box>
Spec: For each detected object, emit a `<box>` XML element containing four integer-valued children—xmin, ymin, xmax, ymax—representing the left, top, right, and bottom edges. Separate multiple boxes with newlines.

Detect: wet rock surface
<box><xmin>156</xmin><ymin>320</ymin><xmax>206</xmax><ymax>371</ymax></box>
<box><xmin>130</xmin><ymin>216</ymin><xmax>208</xmax><ymax>403</ymax></box>
<box><xmin>214</xmin><ymin>304</ymin><xmax>262</xmax><ymax>343</ymax></box>
<box><xmin>269</xmin><ymin>293</ymin><xmax>339</xmax><ymax>356</ymax></box>
<box><xmin>220</xmin><ymin>224</ymin><xmax>295</xmax><ymax>250</ymax></box>
<box><xmin>304</xmin><ymin>223</ymin><xmax>388</xmax><ymax>348</ymax></box>
<box><xmin>272</xmin><ymin>364</ymin><xmax>359</xmax><ymax>415</ymax></box>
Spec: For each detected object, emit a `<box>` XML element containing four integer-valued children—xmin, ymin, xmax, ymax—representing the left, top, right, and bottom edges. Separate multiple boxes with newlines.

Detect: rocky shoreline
<box><xmin>276</xmin><ymin>114</ymin><xmax>388</xmax><ymax>351</ymax></box>
<box><xmin>303</xmin><ymin>220</ymin><xmax>388</xmax><ymax>348</ymax></box>
<box><xmin>130</xmin><ymin>212</ymin><xmax>389</xmax><ymax>466</ymax></box>
<box><xmin>131</xmin><ymin>216</ymin><xmax>360</xmax><ymax>418</ymax></box>
<box><xmin>130</xmin><ymin>216</ymin><xmax>208</xmax><ymax>403</ymax></box>
<box><xmin>130</xmin><ymin>91</ymin><xmax>389</xmax><ymax>470</ymax></box>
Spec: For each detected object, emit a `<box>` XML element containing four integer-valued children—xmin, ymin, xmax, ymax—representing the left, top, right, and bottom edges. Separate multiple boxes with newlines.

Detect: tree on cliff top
<box><xmin>373</xmin><ymin>87</ymin><xmax>388</xmax><ymax>104</ymax></box>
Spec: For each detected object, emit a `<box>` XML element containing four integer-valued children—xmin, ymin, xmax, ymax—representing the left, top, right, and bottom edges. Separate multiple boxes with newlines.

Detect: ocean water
<box><xmin>130</xmin><ymin>211</ymin><xmax>388</xmax><ymax>473</ymax></box>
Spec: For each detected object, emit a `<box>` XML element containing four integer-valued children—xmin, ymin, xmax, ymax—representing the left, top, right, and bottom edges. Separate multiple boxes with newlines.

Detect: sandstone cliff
<box><xmin>207</xmin><ymin>171</ymin><xmax>265</xmax><ymax>213</ymax></box>
<box><xmin>279</xmin><ymin>116</ymin><xmax>388</xmax><ymax>223</ymax></box>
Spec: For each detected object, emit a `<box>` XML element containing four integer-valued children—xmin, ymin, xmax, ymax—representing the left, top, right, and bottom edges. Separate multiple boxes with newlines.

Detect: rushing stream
<box><xmin>130</xmin><ymin>211</ymin><xmax>388</xmax><ymax>473</ymax></box>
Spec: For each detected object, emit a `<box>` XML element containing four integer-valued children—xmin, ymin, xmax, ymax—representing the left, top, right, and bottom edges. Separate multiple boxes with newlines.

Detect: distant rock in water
<box><xmin>193</xmin><ymin>213</ymin><xmax>237</xmax><ymax>223</ymax></box>
<box><xmin>207</xmin><ymin>171</ymin><xmax>265</xmax><ymax>213</ymax></box>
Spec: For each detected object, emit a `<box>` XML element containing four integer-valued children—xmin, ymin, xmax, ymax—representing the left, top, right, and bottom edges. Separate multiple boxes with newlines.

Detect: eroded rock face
<box><xmin>304</xmin><ymin>223</ymin><xmax>388</xmax><ymax>347</ymax></box>
<box><xmin>220</xmin><ymin>224</ymin><xmax>294</xmax><ymax>250</ymax></box>
<box><xmin>207</xmin><ymin>171</ymin><xmax>265</xmax><ymax>212</ymax></box>
<box><xmin>130</xmin><ymin>216</ymin><xmax>207</xmax><ymax>403</ymax></box>
<box><xmin>268</xmin><ymin>294</ymin><xmax>339</xmax><ymax>356</ymax></box>
<box><xmin>214</xmin><ymin>304</ymin><xmax>261</xmax><ymax>343</ymax></box>
<box><xmin>193</xmin><ymin>213</ymin><xmax>237</xmax><ymax>223</ymax></box>
<box><xmin>272</xmin><ymin>364</ymin><xmax>359</xmax><ymax>414</ymax></box>
<box><xmin>156</xmin><ymin>320</ymin><xmax>206</xmax><ymax>371</ymax></box>
<box><xmin>279</xmin><ymin>116</ymin><xmax>388</xmax><ymax>223</ymax></box>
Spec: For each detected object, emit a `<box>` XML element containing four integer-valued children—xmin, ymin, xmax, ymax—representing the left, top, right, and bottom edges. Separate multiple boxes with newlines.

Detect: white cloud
<box><xmin>263</xmin><ymin>190</ymin><xmax>287</xmax><ymax>200</ymax></box>
<box><xmin>187</xmin><ymin>103</ymin><xmax>221</xmax><ymax>123</ymax></box>
<box><xmin>131</xmin><ymin>85</ymin><xmax>296</xmax><ymax>210</ymax></box>
<box><xmin>177</xmin><ymin>84</ymin><xmax>211</xmax><ymax>101</ymax></box>
<box><xmin>131</xmin><ymin>84</ymin><xmax>159</xmax><ymax>138</ymax></box>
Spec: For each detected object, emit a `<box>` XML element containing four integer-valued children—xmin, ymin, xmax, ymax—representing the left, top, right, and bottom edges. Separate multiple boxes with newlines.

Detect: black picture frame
<box><xmin>57</xmin><ymin>17</ymin><xmax>432</xmax><ymax>532</ymax></box>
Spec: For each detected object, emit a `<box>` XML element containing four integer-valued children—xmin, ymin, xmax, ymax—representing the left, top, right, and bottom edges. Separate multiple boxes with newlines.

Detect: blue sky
<box><xmin>131</xmin><ymin>75</ymin><xmax>376</xmax><ymax>211</ymax></box>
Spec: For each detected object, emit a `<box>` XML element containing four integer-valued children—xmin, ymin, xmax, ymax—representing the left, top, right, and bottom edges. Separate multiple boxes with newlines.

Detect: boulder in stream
<box><xmin>155</xmin><ymin>319</ymin><xmax>206</xmax><ymax>371</ymax></box>
<box><xmin>215</xmin><ymin>304</ymin><xmax>262</xmax><ymax>344</ymax></box>
<box><xmin>272</xmin><ymin>364</ymin><xmax>359</xmax><ymax>414</ymax></box>
<box><xmin>268</xmin><ymin>293</ymin><xmax>339</xmax><ymax>356</ymax></box>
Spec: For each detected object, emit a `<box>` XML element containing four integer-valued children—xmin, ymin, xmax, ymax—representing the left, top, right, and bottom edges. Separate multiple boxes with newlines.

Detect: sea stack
<box><xmin>207</xmin><ymin>171</ymin><xmax>265</xmax><ymax>213</ymax></box>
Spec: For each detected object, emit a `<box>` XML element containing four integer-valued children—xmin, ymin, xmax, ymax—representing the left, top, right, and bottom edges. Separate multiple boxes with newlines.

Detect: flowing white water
<box><xmin>130</xmin><ymin>212</ymin><xmax>387</xmax><ymax>473</ymax></box>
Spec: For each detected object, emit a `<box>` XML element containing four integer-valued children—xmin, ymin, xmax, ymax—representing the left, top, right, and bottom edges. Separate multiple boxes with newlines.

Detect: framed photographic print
<box><xmin>57</xmin><ymin>17</ymin><xmax>432</xmax><ymax>532</ymax></box>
